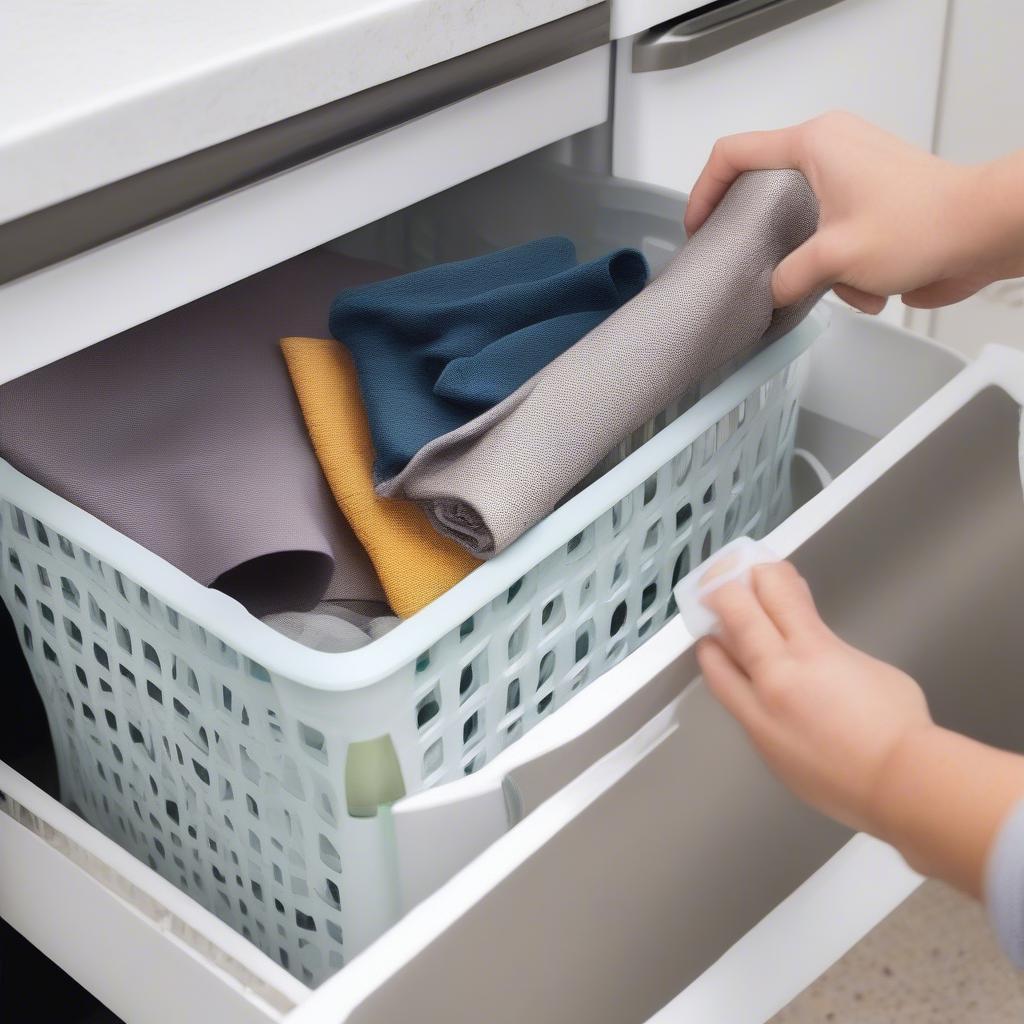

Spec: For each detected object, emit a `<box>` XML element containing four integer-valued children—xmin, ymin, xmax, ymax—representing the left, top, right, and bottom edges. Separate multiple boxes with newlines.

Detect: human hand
<box><xmin>695</xmin><ymin>560</ymin><xmax>933</xmax><ymax>836</ymax></box>
<box><xmin>684</xmin><ymin>111</ymin><xmax>1024</xmax><ymax>314</ymax></box>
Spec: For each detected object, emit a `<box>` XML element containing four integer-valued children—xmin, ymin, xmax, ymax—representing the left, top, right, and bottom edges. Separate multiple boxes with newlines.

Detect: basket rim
<box><xmin>0</xmin><ymin>308</ymin><xmax>825</xmax><ymax>692</ymax></box>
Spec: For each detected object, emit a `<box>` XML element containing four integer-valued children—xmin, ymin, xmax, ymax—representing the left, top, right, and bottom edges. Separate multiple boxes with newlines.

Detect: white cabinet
<box><xmin>611</xmin><ymin>0</ymin><xmax>948</xmax><ymax>193</ymax></box>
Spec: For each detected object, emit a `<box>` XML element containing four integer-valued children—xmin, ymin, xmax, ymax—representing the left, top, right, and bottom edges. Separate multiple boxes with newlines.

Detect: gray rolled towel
<box><xmin>377</xmin><ymin>169</ymin><xmax>822</xmax><ymax>557</ymax></box>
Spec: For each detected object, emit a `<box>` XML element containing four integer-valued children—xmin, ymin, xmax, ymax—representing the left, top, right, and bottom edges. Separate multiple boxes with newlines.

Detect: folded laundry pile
<box><xmin>0</xmin><ymin>171</ymin><xmax>820</xmax><ymax>653</ymax></box>
<box><xmin>328</xmin><ymin>235</ymin><xmax>649</xmax><ymax>480</ymax></box>
<box><xmin>279</xmin><ymin>336</ymin><xmax>480</xmax><ymax>618</ymax></box>
<box><xmin>375</xmin><ymin>170</ymin><xmax>821</xmax><ymax>557</ymax></box>
<box><xmin>0</xmin><ymin>251</ymin><xmax>396</xmax><ymax>619</ymax></box>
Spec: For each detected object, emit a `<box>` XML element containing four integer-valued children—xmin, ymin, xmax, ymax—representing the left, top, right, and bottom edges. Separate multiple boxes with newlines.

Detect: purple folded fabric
<box><xmin>0</xmin><ymin>251</ymin><xmax>398</xmax><ymax>616</ymax></box>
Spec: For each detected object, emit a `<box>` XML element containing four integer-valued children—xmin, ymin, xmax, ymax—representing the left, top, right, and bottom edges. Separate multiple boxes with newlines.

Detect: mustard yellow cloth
<box><xmin>280</xmin><ymin>337</ymin><xmax>479</xmax><ymax>617</ymax></box>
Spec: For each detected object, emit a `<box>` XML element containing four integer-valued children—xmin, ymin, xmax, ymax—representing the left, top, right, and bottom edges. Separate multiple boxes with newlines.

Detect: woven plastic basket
<box><xmin>0</xmin><ymin>307</ymin><xmax>820</xmax><ymax>984</ymax></box>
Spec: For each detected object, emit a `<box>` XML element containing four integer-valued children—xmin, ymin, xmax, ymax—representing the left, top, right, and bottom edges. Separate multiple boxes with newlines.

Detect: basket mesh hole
<box><xmin>675</xmin><ymin>503</ymin><xmax>692</xmax><ymax>533</ymax></box>
<box><xmin>541</xmin><ymin>595</ymin><xmax>565</xmax><ymax>633</ymax></box>
<box><xmin>43</xmin><ymin>639</ymin><xmax>58</xmax><ymax>664</ymax></box>
<box><xmin>575</xmin><ymin>624</ymin><xmax>593</xmax><ymax>663</ymax></box>
<box><xmin>142</xmin><ymin>641</ymin><xmax>161</xmax><ymax>671</ymax></box>
<box><xmin>506</xmin><ymin>577</ymin><xmax>524</xmax><ymax>604</ymax></box>
<box><xmin>641</xmin><ymin>582</ymin><xmax>658</xmax><ymax>613</ymax></box>
<box><xmin>673</xmin><ymin>446</ymin><xmax>692</xmax><ymax>485</ymax></box>
<box><xmin>538</xmin><ymin>692</ymin><xmax>554</xmax><ymax>714</ymax></box>
<box><xmin>416</xmin><ymin>687</ymin><xmax>441</xmax><ymax>729</ymax></box>
<box><xmin>89</xmin><ymin>595</ymin><xmax>107</xmax><ymax>629</ymax></box>
<box><xmin>610</xmin><ymin>601</ymin><xmax>627</xmax><ymax>637</ymax></box>
<box><xmin>702</xmin><ymin>484</ymin><xmax>715</xmax><ymax>506</ymax></box>
<box><xmin>672</xmin><ymin>548</ymin><xmax>691</xmax><ymax>587</ymax></box>
<box><xmin>460</xmin><ymin>656</ymin><xmax>486</xmax><ymax>703</ymax></box>
<box><xmin>507</xmin><ymin>619</ymin><xmax>528</xmax><ymax>661</ymax></box>
<box><xmin>415</xmin><ymin>651</ymin><xmax>430</xmax><ymax>674</ymax></box>
<box><xmin>37</xmin><ymin>565</ymin><xmax>51</xmax><ymax>589</ymax></box>
<box><xmin>701</xmin><ymin>531</ymin><xmax>713</xmax><ymax>562</ymax></box>
<box><xmin>34</xmin><ymin>519</ymin><xmax>50</xmax><ymax>545</ymax></box>
<box><xmin>298</xmin><ymin>723</ymin><xmax>327</xmax><ymax>765</ymax></box>
<box><xmin>612</xmin><ymin>556</ymin><xmax>626</xmax><ymax>587</ymax></box>
<box><xmin>459</xmin><ymin>616</ymin><xmax>475</xmax><ymax>640</ymax></box>
<box><xmin>643</xmin><ymin>475</ymin><xmax>658</xmax><ymax>506</ymax></box>
<box><xmin>701</xmin><ymin>426</ymin><xmax>717</xmax><ymax>465</ymax></box>
<box><xmin>13</xmin><ymin>507</ymin><xmax>28</xmax><ymax>536</ymax></box>
<box><xmin>505</xmin><ymin>678</ymin><xmax>521</xmax><ymax>713</ymax></box>
<box><xmin>462</xmin><ymin>711</ymin><xmax>481</xmax><ymax>746</ymax></box>
<box><xmin>8</xmin><ymin>548</ymin><xmax>22</xmax><ymax>574</ymax></box>
<box><xmin>38</xmin><ymin>601</ymin><xmax>54</xmax><ymax>627</ymax></box>
<box><xmin>60</xmin><ymin>577</ymin><xmax>79</xmax><ymax>606</ymax></box>
<box><xmin>114</xmin><ymin>621</ymin><xmax>132</xmax><ymax>654</ymax></box>
<box><xmin>422</xmin><ymin>738</ymin><xmax>443</xmax><ymax>776</ymax></box>
<box><xmin>643</xmin><ymin>522</ymin><xmax>661</xmax><ymax>553</ymax></box>
<box><xmin>566</xmin><ymin>531</ymin><xmax>584</xmax><ymax>555</ymax></box>
<box><xmin>538</xmin><ymin>650</ymin><xmax>555</xmax><ymax>688</ymax></box>
<box><xmin>319</xmin><ymin>835</ymin><xmax>342</xmax><ymax>872</ymax></box>
<box><xmin>319</xmin><ymin>878</ymin><xmax>341</xmax><ymax>910</ymax></box>
<box><xmin>13</xmin><ymin>584</ymin><xmax>26</xmax><ymax>606</ymax></box>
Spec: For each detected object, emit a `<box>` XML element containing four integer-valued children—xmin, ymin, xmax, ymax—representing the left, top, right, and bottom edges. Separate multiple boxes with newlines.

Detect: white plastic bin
<box><xmin>0</xmin><ymin>160</ymin><xmax>820</xmax><ymax>983</ymax></box>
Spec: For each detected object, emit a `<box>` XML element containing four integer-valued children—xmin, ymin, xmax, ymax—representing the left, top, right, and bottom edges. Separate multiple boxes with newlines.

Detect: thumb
<box><xmin>771</xmin><ymin>231</ymin><xmax>844</xmax><ymax>308</ymax></box>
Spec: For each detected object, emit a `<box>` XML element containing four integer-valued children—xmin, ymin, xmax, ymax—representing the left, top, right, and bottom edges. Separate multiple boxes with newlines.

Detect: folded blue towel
<box><xmin>329</xmin><ymin>236</ymin><xmax>648</xmax><ymax>481</ymax></box>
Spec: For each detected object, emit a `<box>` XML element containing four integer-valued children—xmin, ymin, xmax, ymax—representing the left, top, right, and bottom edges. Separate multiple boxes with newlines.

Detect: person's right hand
<box><xmin>684</xmin><ymin>111</ymin><xmax>1024</xmax><ymax>314</ymax></box>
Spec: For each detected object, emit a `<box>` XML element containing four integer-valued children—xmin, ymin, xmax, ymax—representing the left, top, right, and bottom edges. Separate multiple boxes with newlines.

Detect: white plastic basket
<box><xmin>0</xmin><ymin>312</ymin><xmax>819</xmax><ymax>984</ymax></box>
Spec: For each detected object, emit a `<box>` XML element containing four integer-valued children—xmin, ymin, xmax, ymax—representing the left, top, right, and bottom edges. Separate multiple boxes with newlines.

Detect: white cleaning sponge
<box><xmin>673</xmin><ymin>536</ymin><xmax>780</xmax><ymax>640</ymax></box>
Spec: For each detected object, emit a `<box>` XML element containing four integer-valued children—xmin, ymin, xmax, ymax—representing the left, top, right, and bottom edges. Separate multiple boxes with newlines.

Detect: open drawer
<box><xmin>0</xmin><ymin>149</ymin><xmax>1014</xmax><ymax>1021</ymax></box>
<box><xmin>284</xmin><ymin>329</ymin><xmax>1024</xmax><ymax>1024</ymax></box>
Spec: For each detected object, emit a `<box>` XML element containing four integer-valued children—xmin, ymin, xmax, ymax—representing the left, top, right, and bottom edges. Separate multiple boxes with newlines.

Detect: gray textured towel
<box><xmin>0</xmin><ymin>251</ymin><xmax>397</xmax><ymax>616</ymax></box>
<box><xmin>377</xmin><ymin>170</ymin><xmax>822</xmax><ymax>557</ymax></box>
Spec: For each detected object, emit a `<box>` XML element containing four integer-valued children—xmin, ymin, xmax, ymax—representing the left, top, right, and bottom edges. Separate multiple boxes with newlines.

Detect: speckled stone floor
<box><xmin>768</xmin><ymin>880</ymin><xmax>1024</xmax><ymax>1023</ymax></box>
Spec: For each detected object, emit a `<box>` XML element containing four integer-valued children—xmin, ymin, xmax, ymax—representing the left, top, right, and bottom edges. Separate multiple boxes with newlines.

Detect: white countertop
<box><xmin>0</xmin><ymin>0</ymin><xmax>601</xmax><ymax>226</ymax></box>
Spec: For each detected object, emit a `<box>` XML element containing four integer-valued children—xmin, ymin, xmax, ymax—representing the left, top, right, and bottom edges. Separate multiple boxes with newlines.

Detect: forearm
<box><xmin>871</xmin><ymin>724</ymin><xmax>1024</xmax><ymax>898</ymax></box>
<box><xmin>960</xmin><ymin>151</ymin><xmax>1024</xmax><ymax>283</ymax></box>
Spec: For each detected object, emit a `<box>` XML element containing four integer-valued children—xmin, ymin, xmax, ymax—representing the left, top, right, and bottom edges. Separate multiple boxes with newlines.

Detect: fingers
<box><xmin>750</xmin><ymin>562</ymin><xmax>828</xmax><ymax>643</ymax></box>
<box><xmin>771</xmin><ymin>231</ymin><xmax>846</xmax><ymax>307</ymax></box>
<box><xmin>702</xmin><ymin>579</ymin><xmax>785</xmax><ymax>671</ymax></box>
<box><xmin>832</xmin><ymin>283</ymin><xmax>888</xmax><ymax>315</ymax></box>
<box><xmin>684</xmin><ymin>127</ymin><xmax>803</xmax><ymax>235</ymax></box>
<box><xmin>696</xmin><ymin>638</ymin><xmax>765</xmax><ymax>731</ymax></box>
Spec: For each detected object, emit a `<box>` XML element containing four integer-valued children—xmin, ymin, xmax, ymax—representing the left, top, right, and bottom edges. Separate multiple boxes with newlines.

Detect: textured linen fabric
<box><xmin>280</xmin><ymin>337</ymin><xmax>479</xmax><ymax>617</ymax></box>
<box><xmin>378</xmin><ymin>170</ymin><xmax>823</xmax><ymax>558</ymax></box>
<box><xmin>987</xmin><ymin>798</ymin><xmax>1024</xmax><ymax>968</ymax></box>
<box><xmin>328</xmin><ymin>236</ymin><xmax>648</xmax><ymax>480</ymax></box>
<box><xmin>0</xmin><ymin>251</ymin><xmax>397</xmax><ymax>616</ymax></box>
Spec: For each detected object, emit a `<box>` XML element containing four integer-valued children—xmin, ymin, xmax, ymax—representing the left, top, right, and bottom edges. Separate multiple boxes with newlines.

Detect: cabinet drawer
<box><xmin>289</xmin><ymin>330</ymin><xmax>1024</xmax><ymax>1024</ymax></box>
<box><xmin>1</xmin><ymin>154</ymin><xmax>1010</xmax><ymax>1021</ymax></box>
<box><xmin>0</xmin><ymin>43</ymin><xmax>610</xmax><ymax>387</ymax></box>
